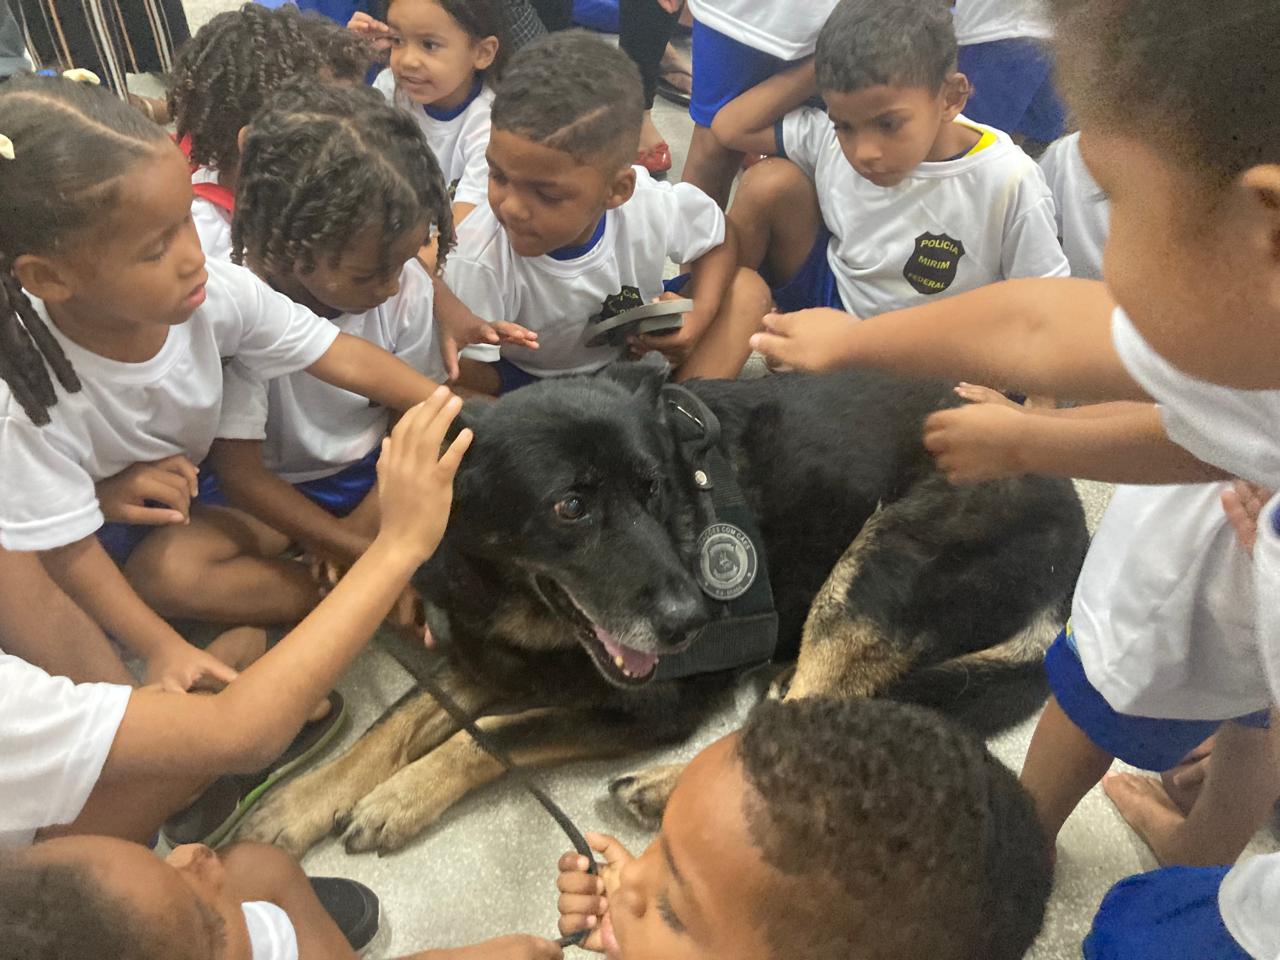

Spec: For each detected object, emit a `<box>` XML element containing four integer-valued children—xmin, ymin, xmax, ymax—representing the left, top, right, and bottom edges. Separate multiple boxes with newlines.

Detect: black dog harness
<box><xmin>654</xmin><ymin>383</ymin><xmax>779</xmax><ymax>680</ymax></box>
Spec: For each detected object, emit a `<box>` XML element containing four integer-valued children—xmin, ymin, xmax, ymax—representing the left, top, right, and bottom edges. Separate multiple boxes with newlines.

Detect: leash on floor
<box><xmin>416</xmin><ymin>672</ymin><xmax>598</xmax><ymax>950</ymax></box>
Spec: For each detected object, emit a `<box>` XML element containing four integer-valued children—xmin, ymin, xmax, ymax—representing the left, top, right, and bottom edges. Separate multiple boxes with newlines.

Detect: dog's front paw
<box><xmin>237</xmin><ymin>770</ymin><xmax>360</xmax><ymax>857</ymax></box>
<box><xmin>339</xmin><ymin>772</ymin><xmax>449</xmax><ymax>855</ymax></box>
<box><xmin>609</xmin><ymin>763</ymin><xmax>685</xmax><ymax>830</ymax></box>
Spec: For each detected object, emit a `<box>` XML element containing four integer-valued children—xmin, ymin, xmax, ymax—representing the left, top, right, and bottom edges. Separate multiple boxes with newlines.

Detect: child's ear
<box><xmin>605</xmin><ymin>164</ymin><xmax>638</xmax><ymax>211</ymax></box>
<box><xmin>941</xmin><ymin>72</ymin><xmax>971</xmax><ymax>122</ymax></box>
<box><xmin>236</xmin><ymin>124</ymin><xmax>249</xmax><ymax>154</ymax></box>
<box><xmin>473</xmin><ymin>35</ymin><xmax>499</xmax><ymax>73</ymax></box>
<box><xmin>12</xmin><ymin>254</ymin><xmax>75</xmax><ymax>304</ymax></box>
<box><xmin>1239</xmin><ymin>164</ymin><xmax>1280</xmax><ymax>301</ymax></box>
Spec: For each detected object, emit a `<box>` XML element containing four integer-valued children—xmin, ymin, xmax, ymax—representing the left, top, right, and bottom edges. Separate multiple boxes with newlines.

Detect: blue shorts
<box><xmin>957</xmin><ymin>38</ymin><xmax>1066</xmax><ymax>144</ymax></box>
<box><xmin>770</xmin><ymin>226</ymin><xmax>845</xmax><ymax>314</ymax></box>
<box><xmin>97</xmin><ymin>467</ymin><xmax>228</xmax><ymax>566</ymax></box>
<box><xmin>1046</xmin><ymin>628</ymin><xmax>1271</xmax><ymax>773</ymax></box>
<box><xmin>1084</xmin><ymin>867</ymin><xmax>1251</xmax><ymax>960</ymax></box>
<box><xmin>690</xmin><ymin>20</ymin><xmax>789</xmax><ymax>128</ymax></box>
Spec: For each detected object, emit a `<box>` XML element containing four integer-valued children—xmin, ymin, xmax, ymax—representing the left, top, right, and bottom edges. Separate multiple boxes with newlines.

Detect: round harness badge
<box><xmin>696</xmin><ymin>522</ymin><xmax>759</xmax><ymax>601</ymax></box>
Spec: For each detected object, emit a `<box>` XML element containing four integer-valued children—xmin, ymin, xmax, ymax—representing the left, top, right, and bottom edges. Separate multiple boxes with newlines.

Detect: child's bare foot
<box><xmin>955</xmin><ymin>382</ymin><xmax>1022</xmax><ymax>408</ymax></box>
<box><xmin>1103</xmin><ymin>771</ymin><xmax>1243</xmax><ymax>866</ymax></box>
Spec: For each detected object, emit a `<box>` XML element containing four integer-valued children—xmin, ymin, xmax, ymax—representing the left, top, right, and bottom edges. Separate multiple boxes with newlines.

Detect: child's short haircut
<box><xmin>169</xmin><ymin>2</ymin><xmax>375</xmax><ymax>173</ymax></box>
<box><xmin>737</xmin><ymin>698</ymin><xmax>1050</xmax><ymax>960</ymax></box>
<box><xmin>815</xmin><ymin>0</ymin><xmax>956</xmax><ymax>96</ymax></box>
<box><xmin>490</xmin><ymin>30</ymin><xmax>644</xmax><ymax>172</ymax></box>
<box><xmin>233</xmin><ymin>81</ymin><xmax>454</xmax><ymax>277</ymax></box>
<box><xmin>0</xmin><ymin>852</ymin><xmax>154</xmax><ymax>960</ymax></box>
<box><xmin>1048</xmin><ymin>0</ymin><xmax>1280</xmax><ymax>187</ymax></box>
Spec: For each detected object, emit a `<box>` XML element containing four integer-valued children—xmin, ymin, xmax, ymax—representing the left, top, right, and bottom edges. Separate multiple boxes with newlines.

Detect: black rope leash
<box><xmin>416</xmin><ymin>672</ymin><xmax>599</xmax><ymax>949</ymax></box>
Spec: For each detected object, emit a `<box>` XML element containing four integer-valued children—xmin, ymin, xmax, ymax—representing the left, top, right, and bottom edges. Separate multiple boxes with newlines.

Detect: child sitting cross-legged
<box><xmin>554</xmin><ymin>698</ymin><xmax>1052</xmax><ymax>960</ymax></box>
<box><xmin>445</xmin><ymin>30</ymin><xmax>771</xmax><ymax>395</ymax></box>
<box><xmin>712</xmin><ymin>0</ymin><xmax>1068</xmax><ymax>319</ymax></box>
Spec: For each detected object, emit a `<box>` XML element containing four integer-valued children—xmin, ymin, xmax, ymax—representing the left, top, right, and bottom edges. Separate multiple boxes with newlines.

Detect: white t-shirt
<box><xmin>1071</xmin><ymin>484</ymin><xmax>1270</xmax><ymax>720</ymax></box>
<box><xmin>952</xmin><ymin>0</ymin><xmax>1052</xmax><ymax>45</ymax></box>
<box><xmin>218</xmin><ymin>261</ymin><xmax>444</xmax><ymax>483</ymax></box>
<box><xmin>685</xmin><ymin>0</ymin><xmax>838</xmax><ymax>60</ymax></box>
<box><xmin>443</xmin><ymin>167</ymin><xmax>725</xmax><ymax>377</ymax></box>
<box><xmin>242</xmin><ymin>901</ymin><xmax>300</xmax><ymax>960</ymax></box>
<box><xmin>1037</xmin><ymin>132</ymin><xmax>1109</xmax><ymax>281</ymax></box>
<box><xmin>373</xmin><ymin>70</ymin><xmax>494</xmax><ymax>209</ymax></box>
<box><xmin>1111</xmin><ymin>307</ymin><xmax>1280</xmax><ymax>490</ymax></box>
<box><xmin>0</xmin><ymin>259</ymin><xmax>340</xmax><ymax>551</ymax></box>
<box><xmin>191</xmin><ymin>166</ymin><xmax>234</xmax><ymax>262</ymax></box>
<box><xmin>780</xmin><ymin>110</ymin><xmax>1069</xmax><ymax>318</ymax></box>
<box><xmin>0</xmin><ymin>651</ymin><xmax>131</xmax><ymax>848</ymax></box>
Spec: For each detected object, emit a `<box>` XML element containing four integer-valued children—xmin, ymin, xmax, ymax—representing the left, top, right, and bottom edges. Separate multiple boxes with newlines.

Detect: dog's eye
<box><xmin>647</xmin><ymin>479</ymin><xmax>662</xmax><ymax>500</ymax></box>
<box><xmin>555</xmin><ymin>495</ymin><xmax>587</xmax><ymax>521</ymax></box>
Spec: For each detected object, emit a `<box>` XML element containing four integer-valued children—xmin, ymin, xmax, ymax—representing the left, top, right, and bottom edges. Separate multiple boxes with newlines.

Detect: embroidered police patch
<box><xmin>903</xmin><ymin>232</ymin><xmax>965</xmax><ymax>295</ymax></box>
<box><xmin>695</xmin><ymin>522</ymin><xmax>758</xmax><ymax>601</ymax></box>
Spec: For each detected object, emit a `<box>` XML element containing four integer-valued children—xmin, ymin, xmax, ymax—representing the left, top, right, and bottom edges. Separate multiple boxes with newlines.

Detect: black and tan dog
<box><xmin>240</xmin><ymin>366</ymin><xmax>1088</xmax><ymax>856</ymax></box>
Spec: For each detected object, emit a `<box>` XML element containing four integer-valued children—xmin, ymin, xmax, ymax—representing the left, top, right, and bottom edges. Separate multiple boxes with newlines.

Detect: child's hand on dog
<box><xmin>95</xmin><ymin>455</ymin><xmax>200</xmax><ymax>527</ymax></box>
<box><xmin>750</xmin><ymin>307</ymin><xmax>863</xmax><ymax>373</ymax></box>
<box><xmin>375</xmin><ymin>387</ymin><xmax>472</xmax><ymax>564</ymax></box>
<box><xmin>923</xmin><ymin>401</ymin><xmax>1029</xmax><ymax>484</ymax></box>
<box><xmin>555</xmin><ymin>832</ymin><xmax>633</xmax><ymax>954</ymax></box>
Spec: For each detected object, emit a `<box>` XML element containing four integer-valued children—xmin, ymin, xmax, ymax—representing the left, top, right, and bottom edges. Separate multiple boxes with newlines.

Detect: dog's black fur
<box><xmin>417</xmin><ymin>364</ymin><xmax>1089</xmax><ymax>736</ymax></box>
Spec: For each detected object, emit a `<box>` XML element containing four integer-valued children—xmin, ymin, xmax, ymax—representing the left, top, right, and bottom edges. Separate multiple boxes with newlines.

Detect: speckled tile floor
<box><xmin>143</xmin><ymin>7</ymin><xmax>1280</xmax><ymax>956</ymax></box>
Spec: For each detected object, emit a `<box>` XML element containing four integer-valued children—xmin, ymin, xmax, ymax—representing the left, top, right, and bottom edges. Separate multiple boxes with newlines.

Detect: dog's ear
<box><xmin>598</xmin><ymin>357</ymin><xmax>670</xmax><ymax>408</ymax></box>
<box><xmin>447</xmin><ymin>397</ymin><xmax>491</xmax><ymax>445</ymax></box>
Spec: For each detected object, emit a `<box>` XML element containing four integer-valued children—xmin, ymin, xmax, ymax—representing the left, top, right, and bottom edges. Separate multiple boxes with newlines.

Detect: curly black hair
<box><xmin>0</xmin><ymin>76</ymin><xmax>171</xmax><ymax>425</ymax></box>
<box><xmin>736</xmin><ymin>698</ymin><xmax>1051</xmax><ymax>960</ymax></box>
<box><xmin>233</xmin><ymin>81</ymin><xmax>454</xmax><ymax>280</ymax></box>
<box><xmin>490</xmin><ymin>30</ymin><xmax>643</xmax><ymax>171</ymax></box>
<box><xmin>379</xmin><ymin>0</ymin><xmax>513</xmax><ymax>81</ymax></box>
<box><xmin>0</xmin><ymin>852</ymin><xmax>156</xmax><ymax>960</ymax></box>
<box><xmin>816</xmin><ymin>0</ymin><xmax>956</xmax><ymax>95</ymax></box>
<box><xmin>168</xmin><ymin>3</ymin><xmax>376</xmax><ymax>175</ymax></box>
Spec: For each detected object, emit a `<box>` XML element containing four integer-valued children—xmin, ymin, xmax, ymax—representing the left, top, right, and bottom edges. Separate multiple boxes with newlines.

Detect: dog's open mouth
<box><xmin>536</xmin><ymin>576</ymin><xmax>660</xmax><ymax>686</ymax></box>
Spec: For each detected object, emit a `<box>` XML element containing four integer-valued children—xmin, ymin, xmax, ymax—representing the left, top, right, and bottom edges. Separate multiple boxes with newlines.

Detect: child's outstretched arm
<box><xmin>925</xmin><ymin>392</ymin><xmax>1231</xmax><ymax>485</ymax></box>
<box><xmin>434</xmin><ymin>277</ymin><xmax>538</xmax><ymax>383</ymax></box>
<box><xmin>710</xmin><ymin>57</ymin><xmax>817</xmax><ymax>156</ymax></box>
<box><xmin>210</xmin><ymin>439</ymin><xmax>376</xmax><ymax>567</ymax></box>
<box><xmin>306</xmin><ymin>333</ymin><xmax>452</xmax><ymax>411</ymax></box>
<box><xmin>39</xmin><ymin>537</ymin><xmax>238</xmax><ymax>692</ymax></box>
<box><xmin>751</xmin><ymin>278</ymin><xmax>1149</xmax><ymax>402</ymax></box>
<box><xmin>104</xmin><ymin>389</ymin><xmax>471</xmax><ymax>779</ymax></box>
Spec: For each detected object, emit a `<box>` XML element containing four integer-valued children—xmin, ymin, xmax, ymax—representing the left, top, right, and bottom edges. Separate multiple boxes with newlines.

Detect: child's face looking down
<box><xmin>485</xmin><ymin>129</ymin><xmax>636</xmax><ymax>258</ymax></box>
<box><xmin>282</xmin><ymin>220</ymin><xmax>429</xmax><ymax>317</ymax></box>
<box><xmin>823</xmin><ymin>77</ymin><xmax>970</xmax><ymax>189</ymax></box>
<box><xmin>609</xmin><ymin>736</ymin><xmax>774</xmax><ymax>960</ymax></box>
<box><xmin>386</xmin><ymin>0</ymin><xmax>497</xmax><ymax>111</ymax></box>
<box><xmin>30</xmin><ymin>836</ymin><xmax>251</xmax><ymax>960</ymax></box>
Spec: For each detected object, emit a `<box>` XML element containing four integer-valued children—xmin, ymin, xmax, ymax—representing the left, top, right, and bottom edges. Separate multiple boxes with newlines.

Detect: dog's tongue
<box><xmin>595</xmin><ymin>627</ymin><xmax>658</xmax><ymax>678</ymax></box>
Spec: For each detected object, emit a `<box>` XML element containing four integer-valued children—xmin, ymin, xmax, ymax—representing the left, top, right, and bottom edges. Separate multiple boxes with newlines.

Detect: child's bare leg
<box><xmin>1161</xmin><ymin>736</ymin><xmax>1215</xmax><ymax>815</ymax></box>
<box><xmin>455</xmin><ymin>358</ymin><xmax>502</xmax><ymax>396</ymax></box>
<box><xmin>40</xmin><ymin>771</ymin><xmax>214</xmax><ymax>845</ymax></box>
<box><xmin>675</xmin><ymin>267</ymin><xmax>772</xmax><ymax>381</ymax></box>
<box><xmin>126</xmin><ymin>507</ymin><xmax>319</xmax><ymax>625</ymax></box>
<box><xmin>682</xmin><ymin>124</ymin><xmax>742</xmax><ymax>210</ymax></box>
<box><xmin>1104</xmin><ymin>718</ymin><xmax>1280</xmax><ymax>866</ymax></box>
<box><xmin>205</xmin><ymin>625</ymin><xmax>268</xmax><ymax>672</ymax></box>
<box><xmin>727</xmin><ymin>157</ymin><xmax>823</xmax><ymax>283</ymax></box>
<box><xmin>1020</xmin><ymin>695</ymin><xmax>1116</xmax><ymax>843</ymax></box>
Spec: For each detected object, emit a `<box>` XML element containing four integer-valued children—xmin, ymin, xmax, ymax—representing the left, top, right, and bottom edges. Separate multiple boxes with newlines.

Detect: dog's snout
<box><xmin>653</xmin><ymin>590</ymin><xmax>709</xmax><ymax>642</ymax></box>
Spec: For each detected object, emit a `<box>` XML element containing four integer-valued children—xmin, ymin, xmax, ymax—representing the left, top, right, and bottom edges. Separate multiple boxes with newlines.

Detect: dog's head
<box><xmin>429</xmin><ymin>363</ymin><xmax>712</xmax><ymax>688</ymax></box>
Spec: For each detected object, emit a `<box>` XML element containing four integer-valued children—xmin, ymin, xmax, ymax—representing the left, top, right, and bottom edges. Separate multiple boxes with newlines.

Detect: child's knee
<box><xmin>124</xmin><ymin>528</ymin><xmax>216</xmax><ymax>605</ymax></box>
<box><xmin>734</xmin><ymin>157</ymin><xmax>816</xmax><ymax>210</ymax></box>
<box><xmin>724</xmin><ymin>267</ymin><xmax>773</xmax><ymax>325</ymax></box>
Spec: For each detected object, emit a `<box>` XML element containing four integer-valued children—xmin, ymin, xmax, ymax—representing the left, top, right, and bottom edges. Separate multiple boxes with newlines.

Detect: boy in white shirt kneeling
<box><xmin>713</xmin><ymin>0</ymin><xmax>1067</xmax><ymax>319</ymax></box>
<box><xmin>445</xmin><ymin>31</ymin><xmax>770</xmax><ymax>396</ymax></box>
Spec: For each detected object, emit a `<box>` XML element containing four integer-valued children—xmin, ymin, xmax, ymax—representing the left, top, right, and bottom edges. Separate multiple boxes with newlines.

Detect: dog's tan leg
<box><xmin>239</xmin><ymin>669</ymin><xmax>496</xmax><ymax>857</ymax></box>
<box><xmin>609</xmin><ymin>763</ymin><xmax>686</xmax><ymax>830</ymax></box>
<box><xmin>339</xmin><ymin>707</ymin><xmax>647</xmax><ymax>855</ymax></box>
<box><xmin>787</xmin><ymin>509</ymin><xmax>916</xmax><ymax>701</ymax></box>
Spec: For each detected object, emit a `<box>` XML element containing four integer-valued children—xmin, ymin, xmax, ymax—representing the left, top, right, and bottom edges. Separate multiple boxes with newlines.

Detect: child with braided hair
<box><xmin>0</xmin><ymin>75</ymin><xmax>449</xmax><ymax>695</ymax></box>
<box><xmin>122</xmin><ymin>81</ymin><xmax>526</xmax><ymax>649</ymax></box>
<box><xmin>168</xmin><ymin>3</ymin><xmax>377</xmax><ymax>262</ymax></box>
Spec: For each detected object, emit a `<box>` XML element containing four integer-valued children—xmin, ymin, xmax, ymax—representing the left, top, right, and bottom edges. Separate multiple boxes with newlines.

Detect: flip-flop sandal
<box><xmin>656</xmin><ymin>73</ymin><xmax>692</xmax><ymax>108</ymax></box>
<box><xmin>584</xmin><ymin>299</ymin><xmax>693</xmax><ymax>349</ymax></box>
<box><xmin>161</xmin><ymin>690</ymin><xmax>348</xmax><ymax>848</ymax></box>
<box><xmin>311</xmin><ymin>876</ymin><xmax>381</xmax><ymax>952</ymax></box>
